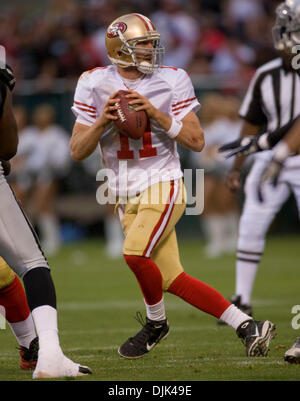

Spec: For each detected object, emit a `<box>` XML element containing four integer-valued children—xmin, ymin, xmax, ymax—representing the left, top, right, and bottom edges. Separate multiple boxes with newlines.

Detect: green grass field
<box><xmin>0</xmin><ymin>235</ymin><xmax>299</xmax><ymax>381</ymax></box>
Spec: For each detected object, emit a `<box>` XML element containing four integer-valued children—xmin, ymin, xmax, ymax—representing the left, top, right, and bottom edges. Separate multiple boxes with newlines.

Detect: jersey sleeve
<box><xmin>71</xmin><ymin>72</ymin><xmax>98</xmax><ymax>126</ymax></box>
<box><xmin>239</xmin><ymin>70</ymin><xmax>268</xmax><ymax>126</ymax></box>
<box><xmin>171</xmin><ymin>68</ymin><xmax>201</xmax><ymax>120</ymax></box>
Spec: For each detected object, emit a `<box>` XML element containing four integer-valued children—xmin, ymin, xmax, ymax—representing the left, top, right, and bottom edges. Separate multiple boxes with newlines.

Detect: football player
<box><xmin>71</xmin><ymin>13</ymin><xmax>275</xmax><ymax>359</ymax></box>
<box><xmin>218</xmin><ymin>0</ymin><xmax>300</xmax><ymax>363</ymax></box>
<box><xmin>0</xmin><ymin>63</ymin><xmax>91</xmax><ymax>377</ymax></box>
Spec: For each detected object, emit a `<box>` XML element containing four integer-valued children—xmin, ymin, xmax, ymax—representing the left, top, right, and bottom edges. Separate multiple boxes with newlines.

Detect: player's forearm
<box><xmin>70</xmin><ymin>121</ymin><xmax>105</xmax><ymax>161</ymax></box>
<box><xmin>175</xmin><ymin>119</ymin><xmax>204</xmax><ymax>152</ymax></box>
<box><xmin>152</xmin><ymin>109</ymin><xmax>204</xmax><ymax>152</ymax></box>
<box><xmin>151</xmin><ymin>108</ymin><xmax>173</xmax><ymax>133</ymax></box>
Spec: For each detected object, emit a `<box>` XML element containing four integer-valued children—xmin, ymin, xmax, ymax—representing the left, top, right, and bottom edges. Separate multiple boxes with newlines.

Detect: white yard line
<box><xmin>58</xmin><ymin>299</ymin><xmax>294</xmax><ymax>311</ymax></box>
<box><xmin>59</xmin><ymin>325</ymin><xmax>223</xmax><ymax>335</ymax></box>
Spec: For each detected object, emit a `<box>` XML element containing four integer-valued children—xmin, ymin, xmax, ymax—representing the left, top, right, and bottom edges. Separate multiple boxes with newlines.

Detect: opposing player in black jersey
<box><xmin>0</xmin><ymin>62</ymin><xmax>91</xmax><ymax>378</ymax></box>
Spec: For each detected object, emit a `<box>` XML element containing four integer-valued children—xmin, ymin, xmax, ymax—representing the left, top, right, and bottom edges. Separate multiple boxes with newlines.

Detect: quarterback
<box><xmin>71</xmin><ymin>13</ymin><xmax>275</xmax><ymax>358</ymax></box>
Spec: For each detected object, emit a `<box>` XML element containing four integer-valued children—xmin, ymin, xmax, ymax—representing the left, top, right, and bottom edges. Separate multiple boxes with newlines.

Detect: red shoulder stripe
<box><xmin>88</xmin><ymin>66</ymin><xmax>108</xmax><ymax>74</ymax></box>
<box><xmin>76</xmin><ymin>106</ymin><xmax>97</xmax><ymax>116</ymax></box>
<box><xmin>173</xmin><ymin>103</ymin><xmax>196</xmax><ymax>115</ymax></box>
<box><xmin>74</xmin><ymin>101</ymin><xmax>96</xmax><ymax>111</ymax></box>
<box><xmin>161</xmin><ymin>66</ymin><xmax>178</xmax><ymax>71</ymax></box>
<box><xmin>172</xmin><ymin>97</ymin><xmax>196</xmax><ymax>109</ymax></box>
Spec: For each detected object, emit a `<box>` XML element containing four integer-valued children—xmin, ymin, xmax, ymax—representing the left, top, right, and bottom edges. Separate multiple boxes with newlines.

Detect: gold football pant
<box><xmin>119</xmin><ymin>179</ymin><xmax>186</xmax><ymax>291</ymax></box>
<box><xmin>0</xmin><ymin>257</ymin><xmax>15</xmax><ymax>290</ymax></box>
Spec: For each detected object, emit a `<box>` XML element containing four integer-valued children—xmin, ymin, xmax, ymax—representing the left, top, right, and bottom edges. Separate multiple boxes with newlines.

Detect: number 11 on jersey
<box><xmin>117</xmin><ymin>119</ymin><xmax>157</xmax><ymax>160</ymax></box>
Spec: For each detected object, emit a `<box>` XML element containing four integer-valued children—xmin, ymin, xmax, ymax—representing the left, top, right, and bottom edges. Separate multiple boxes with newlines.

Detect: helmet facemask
<box><xmin>116</xmin><ymin>30</ymin><xmax>165</xmax><ymax>74</ymax></box>
<box><xmin>273</xmin><ymin>1</ymin><xmax>300</xmax><ymax>51</ymax></box>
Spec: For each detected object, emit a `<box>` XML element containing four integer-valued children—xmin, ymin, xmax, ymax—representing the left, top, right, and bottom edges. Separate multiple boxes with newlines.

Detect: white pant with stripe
<box><xmin>238</xmin><ymin>159</ymin><xmax>300</xmax><ymax>256</ymax></box>
<box><xmin>0</xmin><ymin>167</ymin><xmax>49</xmax><ymax>278</ymax></box>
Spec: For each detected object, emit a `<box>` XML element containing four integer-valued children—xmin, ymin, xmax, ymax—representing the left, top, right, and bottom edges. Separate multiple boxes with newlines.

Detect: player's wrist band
<box><xmin>257</xmin><ymin>133</ymin><xmax>270</xmax><ymax>150</ymax></box>
<box><xmin>273</xmin><ymin>141</ymin><xmax>291</xmax><ymax>162</ymax></box>
<box><xmin>166</xmin><ymin>118</ymin><xmax>183</xmax><ymax>139</ymax></box>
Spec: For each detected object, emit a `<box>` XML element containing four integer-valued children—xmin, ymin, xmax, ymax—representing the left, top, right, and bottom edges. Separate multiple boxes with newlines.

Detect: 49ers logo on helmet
<box><xmin>107</xmin><ymin>22</ymin><xmax>127</xmax><ymax>38</ymax></box>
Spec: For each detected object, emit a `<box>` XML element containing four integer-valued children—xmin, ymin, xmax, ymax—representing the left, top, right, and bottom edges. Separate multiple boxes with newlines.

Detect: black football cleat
<box><xmin>217</xmin><ymin>295</ymin><xmax>253</xmax><ymax>325</ymax></box>
<box><xmin>284</xmin><ymin>337</ymin><xmax>300</xmax><ymax>364</ymax></box>
<box><xmin>236</xmin><ymin>319</ymin><xmax>276</xmax><ymax>357</ymax></box>
<box><xmin>118</xmin><ymin>312</ymin><xmax>169</xmax><ymax>359</ymax></box>
<box><xmin>19</xmin><ymin>337</ymin><xmax>39</xmax><ymax>370</ymax></box>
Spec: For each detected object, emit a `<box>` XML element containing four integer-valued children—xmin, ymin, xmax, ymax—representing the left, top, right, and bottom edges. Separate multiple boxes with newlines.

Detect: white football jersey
<box><xmin>72</xmin><ymin>65</ymin><xmax>200</xmax><ymax>197</ymax></box>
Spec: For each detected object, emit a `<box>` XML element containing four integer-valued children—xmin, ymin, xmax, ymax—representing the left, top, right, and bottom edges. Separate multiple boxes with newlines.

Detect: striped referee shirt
<box><xmin>239</xmin><ymin>57</ymin><xmax>300</xmax><ymax>165</ymax></box>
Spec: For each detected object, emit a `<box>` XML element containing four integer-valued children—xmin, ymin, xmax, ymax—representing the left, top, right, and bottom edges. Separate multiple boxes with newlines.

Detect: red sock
<box><xmin>124</xmin><ymin>255</ymin><xmax>163</xmax><ymax>305</ymax></box>
<box><xmin>0</xmin><ymin>276</ymin><xmax>31</xmax><ymax>323</ymax></box>
<box><xmin>168</xmin><ymin>272</ymin><xmax>231</xmax><ymax>318</ymax></box>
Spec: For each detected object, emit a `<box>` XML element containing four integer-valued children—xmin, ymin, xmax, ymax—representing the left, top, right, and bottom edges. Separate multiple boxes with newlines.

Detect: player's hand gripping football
<box><xmin>124</xmin><ymin>91</ymin><xmax>157</xmax><ymax>119</ymax></box>
<box><xmin>257</xmin><ymin>157</ymin><xmax>284</xmax><ymax>202</ymax></box>
<box><xmin>218</xmin><ymin>135</ymin><xmax>266</xmax><ymax>158</ymax></box>
<box><xmin>97</xmin><ymin>92</ymin><xmax>120</xmax><ymax>127</ymax></box>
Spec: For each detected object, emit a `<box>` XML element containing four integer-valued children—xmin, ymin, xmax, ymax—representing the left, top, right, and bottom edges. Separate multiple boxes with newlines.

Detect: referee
<box><xmin>221</xmin><ymin>1</ymin><xmax>300</xmax><ymax>319</ymax></box>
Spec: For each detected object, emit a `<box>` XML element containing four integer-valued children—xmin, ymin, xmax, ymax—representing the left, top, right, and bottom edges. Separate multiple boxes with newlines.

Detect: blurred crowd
<box><xmin>1</xmin><ymin>0</ymin><xmax>281</xmax><ymax>91</ymax></box>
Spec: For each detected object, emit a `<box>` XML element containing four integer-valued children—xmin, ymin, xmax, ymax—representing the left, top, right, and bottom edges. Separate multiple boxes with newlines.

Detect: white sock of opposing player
<box><xmin>144</xmin><ymin>298</ymin><xmax>166</xmax><ymax>321</ymax></box>
<box><xmin>220</xmin><ymin>304</ymin><xmax>252</xmax><ymax>330</ymax></box>
<box><xmin>235</xmin><ymin>259</ymin><xmax>259</xmax><ymax>305</ymax></box>
<box><xmin>31</xmin><ymin>305</ymin><xmax>60</xmax><ymax>350</ymax></box>
<box><xmin>9</xmin><ymin>314</ymin><xmax>36</xmax><ymax>348</ymax></box>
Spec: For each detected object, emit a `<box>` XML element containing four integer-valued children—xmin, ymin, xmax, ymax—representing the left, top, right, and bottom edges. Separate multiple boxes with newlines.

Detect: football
<box><xmin>113</xmin><ymin>90</ymin><xmax>147</xmax><ymax>139</ymax></box>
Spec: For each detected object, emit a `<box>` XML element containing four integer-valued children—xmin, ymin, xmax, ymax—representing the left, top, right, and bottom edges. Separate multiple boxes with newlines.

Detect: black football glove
<box><xmin>218</xmin><ymin>135</ymin><xmax>268</xmax><ymax>158</ymax></box>
<box><xmin>0</xmin><ymin>64</ymin><xmax>16</xmax><ymax>91</ymax></box>
<box><xmin>257</xmin><ymin>158</ymin><xmax>284</xmax><ymax>203</ymax></box>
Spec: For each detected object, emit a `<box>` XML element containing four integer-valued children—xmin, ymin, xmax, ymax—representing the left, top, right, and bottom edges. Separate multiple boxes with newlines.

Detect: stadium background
<box><xmin>2</xmin><ymin>0</ymin><xmax>298</xmax><ymax>250</ymax></box>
